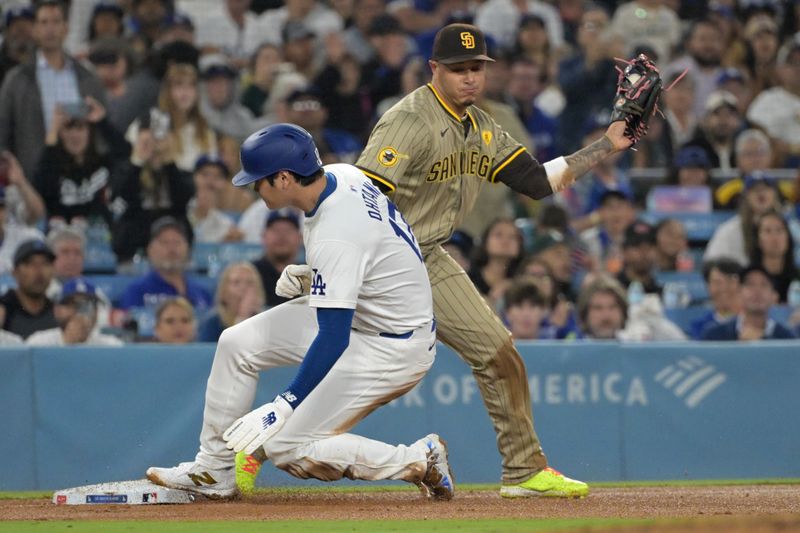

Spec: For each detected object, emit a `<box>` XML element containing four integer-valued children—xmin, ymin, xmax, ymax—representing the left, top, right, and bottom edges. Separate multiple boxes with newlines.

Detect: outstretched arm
<box><xmin>494</xmin><ymin>121</ymin><xmax>631</xmax><ymax>199</ymax></box>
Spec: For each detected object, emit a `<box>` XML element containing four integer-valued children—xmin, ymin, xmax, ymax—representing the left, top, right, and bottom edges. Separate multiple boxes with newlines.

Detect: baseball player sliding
<box><xmin>146</xmin><ymin>124</ymin><xmax>454</xmax><ymax>500</ymax></box>
<box><xmin>238</xmin><ymin>24</ymin><xmax>641</xmax><ymax>498</ymax></box>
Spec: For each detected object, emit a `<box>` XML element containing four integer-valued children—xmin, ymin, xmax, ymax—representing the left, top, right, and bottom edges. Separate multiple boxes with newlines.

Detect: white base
<box><xmin>53</xmin><ymin>479</ymin><xmax>196</xmax><ymax>505</ymax></box>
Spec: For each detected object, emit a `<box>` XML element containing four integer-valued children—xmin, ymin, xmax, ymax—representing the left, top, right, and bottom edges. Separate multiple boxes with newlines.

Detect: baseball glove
<box><xmin>610</xmin><ymin>54</ymin><xmax>663</xmax><ymax>145</ymax></box>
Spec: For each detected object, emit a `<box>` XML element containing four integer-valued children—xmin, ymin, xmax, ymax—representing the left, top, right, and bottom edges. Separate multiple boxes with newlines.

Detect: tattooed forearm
<box><xmin>549</xmin><ymin>135</ymin><xmax>615</xmax><ymax>192</ymax></box>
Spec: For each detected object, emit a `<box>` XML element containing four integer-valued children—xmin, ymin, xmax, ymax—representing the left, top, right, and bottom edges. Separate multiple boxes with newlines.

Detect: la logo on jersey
<box><xmin>311</xmin><ymin>268</ymin><xmax>326</xmax><ymax>296</ymax></box>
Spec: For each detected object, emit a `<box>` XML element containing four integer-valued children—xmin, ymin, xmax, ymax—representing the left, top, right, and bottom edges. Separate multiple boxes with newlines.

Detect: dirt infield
<box><xmin>1</xmin><ymin>485</ymin><xmax>799</xmax><ymax>530</ymax></box>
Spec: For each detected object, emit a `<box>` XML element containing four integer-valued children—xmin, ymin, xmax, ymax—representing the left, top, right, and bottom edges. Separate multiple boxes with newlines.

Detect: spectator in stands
<box><xmin>580</xmin><ymin>190</ymin><xmax>637</xmax><ymax>275</ymax></box>
<box><xmin>667</xmin><ymin>19</ymin><xmax>725</xmax><ymax>118</ymax></box>
<box><xmin>152</xmin><ymin>296</ymin><xmax>197</xmax><ymax>344</ymax></box>
<box><xmin>504</xmin><ymin>57</ymin><xmax>558</xmax><ymax>163</ymax></box>
<box><xmin>199</xmin><ymin>54</ymin><xmax>259</xmax><ymax>141</ymax></box>
<box><xmin>705</xmin><ymin>173</ymin><xmax>783</xmax><ymax>266</ymax></box>
<box><xmin>0</xmin><ymin>7</ymin><xmax>35</xmax><ymax>86</ymax></box>
<box><xmin>119</xmin><ymin>217</ymin><xmax>212</xmax><ymax>312</ymax></box>
<box><xmin>341</xmin><ymin>0</ymin><xmax>385</xmax><ymax>64</ymax></box>
<box><xmin>215</xmin><ymin>135</ymin><xmax>254</xmax><ymax>214</ymax></box>
<box><xmin>87</xmin><ymin>3</ymin><xmax>125</xmax><ymax>45</ymax></box>
<box><xmin>716</xmin><ymin>68</ymin><xmax>753</xmax><ymax>117</ymax></box>
<box><xmin>661</xmin><ymin>70</ymin><xmax>698</xmax><ymax>153</ymax></box>
<box><xmin>26</xmin><ymin>278</ymin><xmax>122</xmax><ymax>346</ymax></box>
<box><xmin>128</xmin><ymin>0</ymin><xmax>172</xmax><ymax>49</ymax></box>
<box><xmin>702</xmin><ymin>265</ymin><xmax>795</xmax><ymax>340</ymax></box>
<box><xmin>35</xmin><ymin>96</ymin><xmax>128</xmax><ymax>229</ymax></box>
<box><xmin>443</xmin><ymin>230</ymin><xmax>474</xmax><ymax>272</ymax></box>
<box><xmin>512</xmin><ymin>15</ymin><xmax>553</xmax><ymax>79</ymax></box>
<box><xmin>556</xmin><ymin>4</ymin><xmax>619</xmax><ymax>154</ymax></box>
<box><xmin>259</xmin><ymin>0</ymin><xmax>344</xmax><ymax>48</ymax></box>
<box><xmin>197</xmin><ymin>262</ymin><xmax>265</xmax><ymax>342</ymax></box>
<box><xmin>187</xmin><ymin>155</ymin><xmax>242</xmax><ymax>243</ymax></box>
<box><xmin>0</xmin><ymin>149</ymin><xmax>46</xmax><ymax>228</ymax></box>
<box><xmin>669</xmin><ymin>145</ymin><xmax>712</xmax><ymax>188</ymax></box>
<box><xmin>683</xmin><ymin>90</ymin><xmax>743</xmax><ymax>171</ymax></box>
<box><xmin>314</xmin><ymin>39</ymin><xmax>371</xmax><ymax>137</ymax></box>
<box><xmin>190</xmin><ymin>0</ymin><xmax>263</xmax><ymax>64</ymax></box>
<box><xmin>361</xmin><ymin>15</ymin><xmax>412</xmax><ymax>110</ymax></box>
<box><xmin>240</xmin><ymin>43</ymin><xmax>307</xmax><ymax>122</ymax></box>
<box><xmin>111</xmin><ymin>117</ymin><xmax>195</xmax><ymax>265</ymax></box>
<box><xmin>741</xmin><ymin>14</ymin><xmax>781</xmax><ymax>97</ymax></box>
<box><xmin>88</xmin><ymin>37</ymin><xmax>159</xmax><ymax>133</ymax></box>
<box><xmin>518</xmin><ymin>257</ymin><xmax>577</xmax><ymax>339</ymax></box>
<box><xmin>617</xmin><ymin>221</ymin><xmax>661</xmax><ymax>296</ymax></box>
<box><xmin>576</xmin><ymin>275</ymin><xmax>627</xmax><ymax>340</ymax></box>
<box><xmin>0</xmin><ymin>190</ymin><xmax>45</xmax><ymax>274</ymax></box>
<box><xmin>469</xmin><ymin>218</ymin><xmax>525</xmax><ymax>309</ymax></box>
<box><xmin>474</xmin><ymin>0</ymin><xmax>565</xmax><ymax>52</ymax></box>
<box><xmin>0</xmin><ymin>0</ymin><xmax>106</xmax><ymax>179</ymax></box>
<box><xmin>45</xmin><ymin>226</ymin><xmax>84</xmax><ymax>296</ymax></box>
<box><xmin>281</xmin><ymin>21</ymin><xmax>324</xmax><ymax>81</ymax></box>
<box><xmin>252</xmin><ymin>208</ymin><xmax>304</xmax><ymax>307</ymax></box>
<box><xmin>714</xmin><ymin>129</ymin><xmax>780</xmax><ymax>209</ymax></box>
<box><xmin>654</xmin><ymin>218</ymin><xmax>693</xmax><ymax>273</ymax></box>
<box><xmin>0</xmin><ymin>240</ymin><xmax>57</xmax><ymax>339</ymax></box>
<box><xmin>529</xmin><ymin>229</ymin><xmax>574</xmax><ymax>301</ymax></box>
<box><xmin>279</xmin><ymin>88</ymin><xmax>362</xmax><ymax>164</ymax></box>
<box><xmin>126</xmin><ymin>64</ymin><xmax>217</xmax><ymax>173</ymax></box>
<box><xmin>609</xmin><ymin>0</ymin><xmax>681</xmax><ymax>62</ymax></box>
<box><xmin>503</xmin><ymin>277</ymin><xmax>547</xmax><ymax>340</ymax></box>
<box><xmin>690</xmin><ymin>258</ymin><xmax>743</xmax><ymax>340</ymax></box>
<box><xmin>749</xmin><ymin>210</ymin><xmax>799</xmax><ymax>303</ymax></box>
<box><xmin>747</xmin><ymin>37</ymin><xmax>800</xmax><ymax>166</ymax></box>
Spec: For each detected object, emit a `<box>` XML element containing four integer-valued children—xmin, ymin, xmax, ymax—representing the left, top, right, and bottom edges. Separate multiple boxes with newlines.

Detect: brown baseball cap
<box><xmin>431</xmin><ymin>23</ymin><xmax>494</xmax><ymax>64</ymax></box>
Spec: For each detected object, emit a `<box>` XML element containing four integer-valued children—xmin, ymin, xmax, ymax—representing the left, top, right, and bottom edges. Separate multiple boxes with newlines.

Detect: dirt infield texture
<box><xmin>1</xmin><ymin>485</ymin><xmax>799</xmax><ymax>529</ymax></box>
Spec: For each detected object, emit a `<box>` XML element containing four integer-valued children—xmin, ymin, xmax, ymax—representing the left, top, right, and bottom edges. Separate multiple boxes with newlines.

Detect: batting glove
<box><xmin>275</xmin><ymin>264</ymin><xmax>312</xmax><ymax>299</ymax></box>
<box><xmin>223</xmin><ymin>396</ymin><xmax>294</xmax><ymax>454</ymax></box>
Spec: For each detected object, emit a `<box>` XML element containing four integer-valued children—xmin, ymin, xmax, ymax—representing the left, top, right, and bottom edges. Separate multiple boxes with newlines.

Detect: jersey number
<box><xmin>387</xmin><ymin>201</ymin><xmax>423</xmax><ymax>262</ymax></box>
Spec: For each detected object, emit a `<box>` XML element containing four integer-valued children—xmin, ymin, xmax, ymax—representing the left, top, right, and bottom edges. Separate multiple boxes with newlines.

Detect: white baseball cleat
<box><xmin>146</xmin><ymin>461</ymin><xmax>238</xmax><ymax>499</ymax></box>
<box><xmin>418</xmin><ymin>434</ymin><xmax>455</xmax><ymax>501</ymax></box>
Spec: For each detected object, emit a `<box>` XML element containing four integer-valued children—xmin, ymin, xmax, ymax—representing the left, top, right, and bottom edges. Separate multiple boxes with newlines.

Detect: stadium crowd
<box><xmin>0</xmin><ymin>0</ymin><xmax>799</xmax><ymax>345</ymax></box>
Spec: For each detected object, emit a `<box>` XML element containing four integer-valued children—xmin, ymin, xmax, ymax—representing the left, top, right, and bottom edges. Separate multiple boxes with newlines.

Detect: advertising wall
<box><xmin>2</xmin><ymin>342</ymin><xmax>798</xmax><ymax>490</ymax></box>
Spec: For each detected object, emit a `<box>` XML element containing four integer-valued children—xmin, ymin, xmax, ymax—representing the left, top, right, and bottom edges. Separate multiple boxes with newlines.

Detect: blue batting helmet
<box><xmin>232</xmin><ymin>123</ymin><xmax>323</xmax><ymax>186</ymax></box>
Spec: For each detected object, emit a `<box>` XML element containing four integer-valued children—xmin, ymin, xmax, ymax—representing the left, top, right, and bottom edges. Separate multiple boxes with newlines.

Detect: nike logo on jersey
<box><xmin>440</xmin><ymin>129</ymin><xmax>448</xmax><ymax>138</ymax></box>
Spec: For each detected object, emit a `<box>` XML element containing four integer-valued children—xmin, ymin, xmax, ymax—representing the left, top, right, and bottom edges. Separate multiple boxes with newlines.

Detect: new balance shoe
<box><xmin>146</xmin><ymin>461</ymin><xmax>238</xmax><ymax>499</ymax></box>
<box><xmin>235</xmin><ymin>450</ymin><xmax>265</xmax><ymax>496</ymax></box>
<box><xmin>418</xmin><ymin>434</ymin><xmax>455</xmax><ymax>501</ymax></box>
<box><xmin>500</xmin><ymin>467</ymin><xmax>589</xmax><ymax>499</ymax></box>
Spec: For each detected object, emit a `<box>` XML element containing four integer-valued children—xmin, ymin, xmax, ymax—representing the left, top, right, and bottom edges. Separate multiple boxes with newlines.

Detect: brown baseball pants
<box><xmin>424</xmin><ymin>245</ymin><xmax>548</xmax><ymax>484</ymax></box>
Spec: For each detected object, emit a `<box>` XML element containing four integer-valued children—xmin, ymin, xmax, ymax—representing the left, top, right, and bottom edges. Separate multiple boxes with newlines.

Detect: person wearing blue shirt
<box><xmin>703</xmin><ymin>265</ymin><xmax>796</xmax><ymax>341</ymax></box>
<box><xmin>119</xmin><ymin>216</ymin><xmax>212</xmax><ymax>312</ymax></box>
<box><xmin>690</xmin><ymin>258</ymin><xmax>742</xmax><ymax>339</ymax></box>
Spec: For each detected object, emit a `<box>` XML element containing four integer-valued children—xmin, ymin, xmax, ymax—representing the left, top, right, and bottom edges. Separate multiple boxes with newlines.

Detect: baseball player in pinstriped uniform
<box><xmin>352</xmin><ymin>23</ymin><xmax>633</xmax><ymax>498</ymax></box>
<box><xmin>146</xmin><ymin>124</ymin><xmax>454</xmax><ymax>500</ymax></box>
<box><xmin>236</xmin><ymin>24</ymin><xmax>633</xmax><ymax>497</ymax></box>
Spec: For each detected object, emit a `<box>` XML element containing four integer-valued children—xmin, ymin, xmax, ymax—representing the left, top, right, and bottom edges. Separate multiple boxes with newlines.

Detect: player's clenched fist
<box><xmin>223</xmin><ymin>396</ymin><xmax>294</xmax><ymax>454</ymax></box>
<box><xmin>276</xmin><ymin>264</ymin><xmax>312</xmax><ymax>298</ymax></box>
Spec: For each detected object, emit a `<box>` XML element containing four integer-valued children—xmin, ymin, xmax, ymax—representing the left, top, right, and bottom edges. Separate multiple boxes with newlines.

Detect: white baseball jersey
<box><xmin>303</xmin><ymin>164</ymin><xmax>433</xmax><ymax>335</ymax></box>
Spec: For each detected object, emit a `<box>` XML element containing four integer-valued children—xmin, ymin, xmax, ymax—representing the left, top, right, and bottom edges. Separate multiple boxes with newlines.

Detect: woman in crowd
<box><xmin>468</xmin><ymin>218</ymin><xmax>526</xmax><ymax>310</ymax></box>
<box><xmin>153</xmin><ymin>297</ymin><xmax>196</xmax><ymax>344</ymax></box>
<box><xmin>111</xmin><ymin>118</ymin><xmax>194</xmax><ymax>264</ymax></box>
<box><xmin>749</xmin><ymin>210</ymin><xmax>798</xmax><ymax>303</ymax></box>
<box><xmin>197</xmin><ymin>262</ymin><xmax>265</xmax><ymax>342</ymax></box>
<box><xmin>127</xmin><ymin>64</ymin><xmax>217</xmax><ymax>172</ymax></box>
<box><xmin>654</xmin><ymin>218</ymin><xmax>693</xmax><ymax>272</ymax></box>
<box><xmin>35</xmin><ymin>96</ymin><xmax>128</xmax><ymax>229</ymax></box>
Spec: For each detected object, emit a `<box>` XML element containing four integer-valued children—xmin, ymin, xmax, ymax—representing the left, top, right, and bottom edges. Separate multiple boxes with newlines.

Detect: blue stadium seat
<box><xmin>84</xmin><ymin>242</ymin><xmax>118</xmax><ymax>273</ymax></box>
<box><xmin>643</xmin><ymin>211</ymin><xmax>735</xmax><ymax>242</ymax></box>
<box><xmin>655</xmin><ymin>271</ymin><xmax>708</xmax><ymax>303</ymax></box>
<box><xmin>84</xmin><ymin>274</ymin><xmax>138</xmax><ymax>306</ymax></box>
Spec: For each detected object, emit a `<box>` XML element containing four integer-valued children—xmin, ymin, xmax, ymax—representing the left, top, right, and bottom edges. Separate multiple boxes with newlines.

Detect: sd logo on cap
<box><xmin>431</xmin><ymin>23</ymin><xmax>494</xmax><ymax>64</ymax></box>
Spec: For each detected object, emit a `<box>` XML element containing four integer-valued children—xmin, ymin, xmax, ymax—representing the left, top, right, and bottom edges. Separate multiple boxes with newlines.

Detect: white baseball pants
<box><xmin>194</xmin><ymin>296</ymin><xmax>436</xmax><ymax>483</ymax></box>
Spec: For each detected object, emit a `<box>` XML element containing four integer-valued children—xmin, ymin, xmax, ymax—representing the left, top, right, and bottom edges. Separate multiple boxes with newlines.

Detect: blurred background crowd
<box><xmin>0</xmin><ymin>0</ymin><xmax>799</xmax><ymax>346</ymax></box>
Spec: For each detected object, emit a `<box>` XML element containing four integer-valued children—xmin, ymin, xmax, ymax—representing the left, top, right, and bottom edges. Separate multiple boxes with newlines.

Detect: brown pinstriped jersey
<box><xmin>355</xmin><ymin>83</ymin><xmax>526</xmax><ymax>252</ymax></box>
